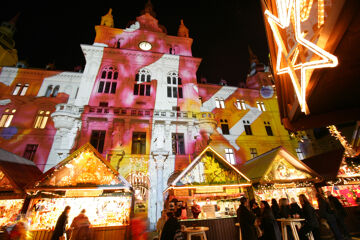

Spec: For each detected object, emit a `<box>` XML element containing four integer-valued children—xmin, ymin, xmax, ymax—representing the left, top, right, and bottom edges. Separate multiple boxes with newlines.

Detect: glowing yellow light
<box><xmin>264</xmin><ymin>0</ymin><xmax>338</xmax><ymax>114</ymax></box>
<box><xmin>327</xmin><ymin>125</ymin><xmax>357</xmax><ymax>157</ymax></box>
<box><xmin>318</xmin><ymin>0</ymin><xmax>325</xmax><ymax>28</ymax></box>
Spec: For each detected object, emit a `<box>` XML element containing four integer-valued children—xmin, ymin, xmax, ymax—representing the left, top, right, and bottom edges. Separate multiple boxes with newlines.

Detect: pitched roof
<box><xmin>0</xmin><ymin>148</ymin><xmax>42</xmax><ymax>193</ymax></box>
<box><xmin>302</xmin><ymin>148</ymin><xmax>344</xmax><ymax>180</ymax></box>
<box><xmin>29</xmin><ymin>143</ymin><xmax>131</xmax><ymax>190</ymax></box>
<box><xmin>240</xmin><ymin>146</ymin><xmax>321</xmax><ymax>183</ymax></box>
<box><xmin>169</xmin><ymin>146</ymin><xmax>250</xmax><ymax>187</ymax></box>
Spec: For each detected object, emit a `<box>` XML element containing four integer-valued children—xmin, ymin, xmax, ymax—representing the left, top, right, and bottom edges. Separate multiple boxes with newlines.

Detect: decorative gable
<box><xmin>34</xmin><ymin>144</ymin><xmax>129</xmax><ymax>189</ymax></box>
<box><xmin>263</xmin><ymin>154</ymin><xmax>312</xmax><ymax>181</ymax></box>
<box><xmin>171</xmin><ymin>146</ymin><xmax>250</xmax><ymax>186</ymax></box>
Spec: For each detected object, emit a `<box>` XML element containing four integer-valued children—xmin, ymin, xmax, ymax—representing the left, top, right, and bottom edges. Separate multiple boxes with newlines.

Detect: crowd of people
<box><xmin>237</xmin><ymin>191</ymin><xmax>351</xmax><ymax>240</ymax></box>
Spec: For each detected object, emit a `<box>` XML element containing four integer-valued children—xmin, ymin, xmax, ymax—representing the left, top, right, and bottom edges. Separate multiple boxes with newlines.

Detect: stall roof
<box><xmin>0</xmin><ymin>148</ymin><xmax>42</xmax><ymax>193</ymax></box>
<box><xmin>302</xmin><ymin>148</ymin><xmax>344</xmax><ymax>180</ymax></box>
<box><xmin>29</xmin><ymin>143</ymin><xmax>131</xmax><ymax>190</ymax></box>
<box><xmin>169</xmin><ymin>146</ymin><xmax>251</xmax><ymax>187</ymax></box>
<box><xmin>240</xmin><ymin>146</ymin><xmax>321</xmax><ymax>183</ymax></box>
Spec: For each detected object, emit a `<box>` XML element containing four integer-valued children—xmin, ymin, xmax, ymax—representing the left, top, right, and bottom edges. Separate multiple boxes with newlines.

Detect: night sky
<box><xmin>1</xmin><ymin>0</ymin><xmax>269</xmax><ymax>86</ymax></box>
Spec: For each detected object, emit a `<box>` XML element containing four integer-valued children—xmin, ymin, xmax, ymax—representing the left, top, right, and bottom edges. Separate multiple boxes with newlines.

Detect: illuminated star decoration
<box><xmin>264</xmin><ymin>0</ymin><xmax>338</xmax><ymax>114</ymax></box>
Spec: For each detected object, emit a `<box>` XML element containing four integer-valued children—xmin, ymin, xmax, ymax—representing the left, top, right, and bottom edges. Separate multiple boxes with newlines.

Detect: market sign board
<box><xmin>65</xmin><ymin>189</ymin><xmax>103</xmax><ymax>197</ymax></box>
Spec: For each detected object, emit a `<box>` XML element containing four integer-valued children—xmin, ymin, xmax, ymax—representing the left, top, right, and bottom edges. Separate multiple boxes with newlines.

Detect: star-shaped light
<box><xmin>264</xmin><ymin>0</ymin><xmax>338</xmax><ymax>114</ymax></box>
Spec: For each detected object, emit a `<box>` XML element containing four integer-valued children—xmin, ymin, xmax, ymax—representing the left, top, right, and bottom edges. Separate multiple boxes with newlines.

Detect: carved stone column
<box><xmin>151</xmin><ymin>150</ymin><xmax>169</xmax><ymax>226</ymax></box>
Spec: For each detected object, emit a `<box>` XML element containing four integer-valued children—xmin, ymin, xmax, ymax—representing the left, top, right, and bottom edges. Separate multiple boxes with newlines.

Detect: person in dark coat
<box><xmin>51</xmin><ymin>206</ymin><xmax>71</xmax><ymax>240</ymax></box>
<box><xmin>326</xmin><ymin>191</ymin><xmax>350</xmax><ymax>239</ymax></box>
<box><xmin>271</xmin><ymin>199</ymin><xmax>280</xmax><ymax>219</ymax></box>
<box><xmin>259</xmin><ymin>201</ymin><xmax>281</xmax><ymax>240</ymax></box>
<box><xmin>290</xmin><ymin>198</ymin><xmax>302</xmax><ymax>217</ymax></box>
<box><xmin>250</xmin><ymin>200</ymin><xmax>261</xmax><ymax>217</ymax></box>
<box><xmin>160</xmin><ymin>212</ymin><xmax>181</xmax><ymax>240</ymax></box>
<box><xmin>279</xmin><ymin>198</ymin><xmax>291</xmax><ymax>218</ymax></box>
<box><xmin>317</xmin><ymin>193</ymin><xmax>344</xmax><ymax>240</ymax></box>
<box><xmin>237</xmin><ymin>197</ymin><xmax>258</xmax><ymax>240</ymax></box>
<box><xmin>298</xmin><ymin>194</ymin><xmax>321</xmax><ymax>240</ymax></box>
<box><xmin>279</xmin><ymin>198</ymin><xmax>294</xmax><ymax>240</ymax></box>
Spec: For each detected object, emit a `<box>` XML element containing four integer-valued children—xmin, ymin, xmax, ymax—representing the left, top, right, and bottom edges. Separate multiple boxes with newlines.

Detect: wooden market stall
<box><xmin>303</xmin><ymin>149</ymin><xmax>360</xmax><ymax>234</ymax></box>
<box><xmin>165</xmin><ymin>146</ymin><xmax>252</xmax><ymax>240</ymax></box>
<box><xmin>25</xmin><ymin>143</ymin><xmax>133</xmax><ymax>240</ymax></box>
<box><xmin>0</xmin><ymin>148</ymin><xmax>42</xmax><ymax>228</ymax></box>
<box><xmin>241</xmin><ymin>146</ymin><xmax>322</xmax><ymax>206</ymax></box>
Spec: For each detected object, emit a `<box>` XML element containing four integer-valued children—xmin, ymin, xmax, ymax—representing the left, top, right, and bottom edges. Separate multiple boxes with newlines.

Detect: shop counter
<box><xmin>31</xmin><ymin>225</ymin><xmax>129</xmax><ymax>240</ymax></box>
<box><xmin>180</xmin><ymin>216</ymin><xmax>238</xmax><ymax>240</ymax></box>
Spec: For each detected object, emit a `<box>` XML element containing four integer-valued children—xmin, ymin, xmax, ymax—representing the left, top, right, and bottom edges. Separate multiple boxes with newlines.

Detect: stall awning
<box><xmin>240</xmin><ymin>146</ymin><xmax>321</xmax><ymax>183</ymax></box>
<box><xmin>0</xmin><ymin>148</ymin><xmax>42</xmax><ymax>194</ymax></box>
<box><xmin>28</xmin><ymin>143</ymin><xmax>131</xmax><ymax>191</ymax></box>
<box><xmin>302</xmin><ymin>148</ymin><xmax>344</xmax><ymax>181</ymax></box>
<box><xmin>168</xmin><ymin>146</ymin><xmax>251</xmax><ymax>189</ymax></box>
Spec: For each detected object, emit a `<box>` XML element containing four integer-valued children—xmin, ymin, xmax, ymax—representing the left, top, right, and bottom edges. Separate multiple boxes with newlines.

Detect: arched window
<box><xmin>167</xmin><ymin>72</ymin><xmax>183</xmax><ymax>98</ymax></box>
<box><xmin>52</xmin><ymin>85</ymin><xmax>60</xmax><ymax>97</ymax></box>
<box><xmin>134</xmin><ymin>69</ymin><xmax>151</xmax><ymax>96</ymax></box>
<box><xmin>97</xmin><ymin>66</ymin><xmax>118</xmax><ymax>94</ymax></box>
<box><xmin>45</xmin><ymin>85</ymin><xmax>53</xmax><ymax>97</ymax></box>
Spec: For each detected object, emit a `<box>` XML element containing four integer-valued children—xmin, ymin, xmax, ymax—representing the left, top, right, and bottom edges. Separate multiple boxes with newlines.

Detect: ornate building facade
<box><xmin>0</xmin><ymin>4</ymin><xmax>298</xmax><ymax>227</ymax></box>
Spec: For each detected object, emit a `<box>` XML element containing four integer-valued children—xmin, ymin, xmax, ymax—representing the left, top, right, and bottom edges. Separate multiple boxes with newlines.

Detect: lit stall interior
<box><xmin>241</xmin><ymin>147</ymin><xmax>321</xmax><ymax>207</ymax></box>
<box><xmin>0</xmin><ymin>149</ymin><xmax>42</xmax><ymax>227</ymax></box>
<box><xmin>165</xmin><ymin>146</ymin><xmax>251</xmax><ymax>219</ymax></box>
<box><xmin>25</xmin><ymin>144</ymin><xmax>132</xmax><ymax>239</ymax></box>
<box><xmin>322</xmin><ymin>156</ymin><xmax>360</xmax><ymax>207</ymax></box>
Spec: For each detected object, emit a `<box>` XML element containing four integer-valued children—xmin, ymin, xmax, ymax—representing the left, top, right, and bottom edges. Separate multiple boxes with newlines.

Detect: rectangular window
<box><xmin>172</xmin><ymin>133</ymin><xmax>185</xmax><ymax>155</ymax></box>
<box><xmin>221</xmin><ymin>123</ymin><xmax>230</xmax><ymax>135</ymax></box>
<box><xmin>225</xmin><ymin>148</ymin><xmax>235</xmax><ymax>164</ymax></box>
<box><xmin>132</xmin><ymin>132</ymin><xmax>146</xmax><ymax>154</ymax></box>
<box><xmin>110</xmin><ymin>82</ymin><xmax>117</xmax><ymax>94</ymax></box>
<box><xmin>0</xmin><ymin>109</ymin><xmax>16</xmax><ymax>128</ymax></box>
<box><xmin>265</xmin><ymin>125</ymin><xmax>273</xmax><ymax>136</ymax></box>
<box><xmin>134</xmin><ymin>84</ymin><xmax>139</xmax><ymax>95</ymax></box>
<box><xmin>90</xmin><ymin>130</ymin><xmax>106</xmax><ymax>153</ymax></box>
<box><xmin>250</xmin><ymin>148</ymin><xmax>257</xmax><ymax>158</ymax></box>
<box><xmin>178</xmin><ymin>87</ymin><xmax>183</xmax><ymax>98</ymax></box>
<box><xmin>12</xmin><ymin>84</ymin><xmax>22</xmax><ymax>95</ymax></box>
<box><xmin>20</xmin><ymin>84</ymin><xmax>29</xmax><ymax>96</ymax></box>
<box><xmin>104</xmin><ymin>82</ymin><xmax>111</xmax><ymax>93</ymax></box>
<box><xmin>145</xmin><ymin>85</ymin><xmax>151</xmax><ymax>96</ymax></box>
<box><xmin>244</xmin><ymin>124</ymin><xmax>253</xmax><ymax>135</ymax></box>
<box><xmin>220</xmin><ymin>98</ymin><xmax>225</xmax><ymax>108</ymax></box>
<box><xmin>257</xmin><ymin>101</ymin><xmax>266</xmax><ymax>111</ymax></box>
<box><xmin>23</xmin><ymin>144</ymin><xmax>38</xmax><ymax>161</ymax></box>
<box><xmin>215</xmin><ymin>98</ymin><xmax>220</xmax><ymax>108</ymax></box>
<box><xmin>34</xmin><ymin>110</ymin><xmax>50</xmax><ymax>129</ymax></box>
<box><xmin>172</xmin><ymin>87</ymin><xmax>177</xmax><ymax>98</ymax></box>
<box><xmin>139</xmin><ymin>84</ymin><xmax>145</xmax><ymax>96</ymax></box>
<box><xmin>99</xmin><ymin>102</ymin><xmax>108</xmax><ymax>107</ymax></box>
<box><xmin>98</xmin><ymin>81</ymin><xmax>104</xmax><ymax>93</ymax></box>
<box><xmin>167</xmin><ymin>87</ymin><xmax>172</xmax><ymax>97</ymax></box>
<box><xmin>236</xmin><ymin>99</ymin><xmax>246</xmax><ymax>110</ymax></box>
<box><xmin>296</xmin><ymin>148</ymin><xmax>304</xmax><ymax>160</ymax></box>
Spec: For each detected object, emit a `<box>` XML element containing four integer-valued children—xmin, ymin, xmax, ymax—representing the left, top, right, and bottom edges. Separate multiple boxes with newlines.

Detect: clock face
<box><xmin>139</xmin><ymin>41</ymin><xmax>152</xmax><ymax>51</ymax></box>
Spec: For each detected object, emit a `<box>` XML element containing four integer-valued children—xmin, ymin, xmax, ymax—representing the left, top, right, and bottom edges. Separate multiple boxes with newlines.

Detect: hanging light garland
<box><xmin>327</xmin><ymin>125</ymin><xmax>357</xmax><ymax>157</ymax></box>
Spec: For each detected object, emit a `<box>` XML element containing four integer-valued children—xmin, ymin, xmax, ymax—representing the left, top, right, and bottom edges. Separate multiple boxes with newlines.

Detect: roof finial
<box><xmin>177</xmin><ymin>19</ymin><xmax>189</xmax><ymax>38</ymax></box>
<box><xmin>100</xmin><ymin>8</ymin><xmax>114</xmax><ymax>28</ymax></box>
<box><xmin>142</xmin><ymin>0</ymin><xmax>156</xmax><ymax>17</ymax></box>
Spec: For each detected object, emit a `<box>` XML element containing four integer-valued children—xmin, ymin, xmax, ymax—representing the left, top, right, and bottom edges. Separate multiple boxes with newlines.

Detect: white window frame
<box><xmin>225</xmin><ymin>148</ymin><xmax>235</xmax><ymax>164</ymax></box>
<box><xmin>215</xmin><ymin>97</ymin><xmax>225</xmax><ymax>109</ymax></box>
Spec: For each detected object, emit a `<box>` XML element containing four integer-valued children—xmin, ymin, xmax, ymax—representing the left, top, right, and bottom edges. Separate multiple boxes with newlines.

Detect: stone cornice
<box><xmin>0</xmin><ymin>67</ymin><xmax>82</xmax><ymax>79</ymax></box>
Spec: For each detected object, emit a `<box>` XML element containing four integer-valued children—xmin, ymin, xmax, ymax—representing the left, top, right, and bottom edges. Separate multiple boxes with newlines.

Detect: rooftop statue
<box><xmin>101</xmin><ymin>8</ymin><xmax>114</xmax><ymax>28</ymax></box>
<box><xmin>177</xmin><ymin>19</ymin><xmax>189</xmax><ymax>38</ymax></box>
